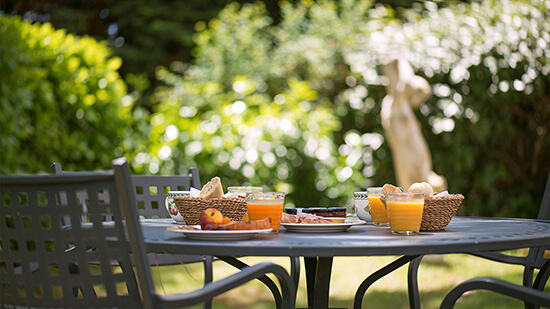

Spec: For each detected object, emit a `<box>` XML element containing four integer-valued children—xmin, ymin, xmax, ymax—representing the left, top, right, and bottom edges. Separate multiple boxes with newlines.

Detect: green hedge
<box><xmin>0</xmin><ymin>14</ymin><xmax>131</xmax><ymax>173</ymax></box>
<box><xmin>149</xmin><ymin>0</ymin><xmax>549</xmax><ymax>216</ymax></box>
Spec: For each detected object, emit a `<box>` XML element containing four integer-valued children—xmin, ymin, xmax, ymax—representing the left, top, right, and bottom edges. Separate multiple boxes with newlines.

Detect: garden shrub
<box><xmin>0</xmin><ymin>14</ymin><xmax>131</xmax><ymax>173</ymax></box>
<box><xmin>149</xmin><ymin>0</ymin><xmax>549</xmax><ymax>216</ymax></box>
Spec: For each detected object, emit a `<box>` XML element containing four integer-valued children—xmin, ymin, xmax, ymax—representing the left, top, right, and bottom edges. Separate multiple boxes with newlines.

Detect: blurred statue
<box><xmin>380</xmin><ymin>54</ymin><xmax>447</xmax><ymax>192</ymax></box>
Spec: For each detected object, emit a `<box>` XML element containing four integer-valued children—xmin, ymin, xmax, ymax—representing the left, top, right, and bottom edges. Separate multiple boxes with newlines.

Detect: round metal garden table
<box><xmin>140</xmin><ymin>217</ymin><xmax>550</xmax><ymax>309</ymax></box>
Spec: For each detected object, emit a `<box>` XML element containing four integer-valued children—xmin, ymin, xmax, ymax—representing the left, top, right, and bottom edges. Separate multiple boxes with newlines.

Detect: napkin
<box><xmin>190</xmin><ymin>187</ymin><xmax>201</xmax><ymax>197</ymax></box>
<box><xmin>433</xmin><ymin>190</ymin><xmax>449</xmax><ymax>198</ymax></box>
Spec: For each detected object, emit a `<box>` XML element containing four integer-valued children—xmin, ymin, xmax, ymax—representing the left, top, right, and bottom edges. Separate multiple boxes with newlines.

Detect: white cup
<box><xmin>354</xmin><ymin>191</ymin><xmax>372</xmax><ymax>222</ymax></box>
<box><xmin>165</xmin><ymin>191</ymin><xmax>190</xmax><ymax>223</ymax></box>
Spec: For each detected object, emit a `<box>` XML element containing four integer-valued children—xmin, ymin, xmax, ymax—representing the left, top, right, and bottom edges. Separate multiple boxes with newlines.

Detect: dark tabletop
<box><xmin>140</xmin><ymin>217</ymin><xmax>550</xmax><ymax>257</ymax></box>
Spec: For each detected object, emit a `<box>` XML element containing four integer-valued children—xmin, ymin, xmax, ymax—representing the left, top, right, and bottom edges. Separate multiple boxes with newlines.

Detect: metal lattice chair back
<box><xmin>51</xmin><ymin>163</ymin><xmax>207</xmax><ymax>267</ymax></box>
<box><xmin>0</xmin><ymin>170</ymin><xmax>144</xmax><ymax>308</ymax></box>
<box><xmin>51</xmin><ymin>163</ymin><xmax>201</xmax><ymax>220</ymax></box>
<box><xmin>131</xmin><ymin>172</ymin><xmax>200</xmax><ymax>219</ymax></box>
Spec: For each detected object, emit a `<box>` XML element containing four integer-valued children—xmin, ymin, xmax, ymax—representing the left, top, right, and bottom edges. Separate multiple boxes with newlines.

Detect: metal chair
<box><xmin>408</xmin><ymin>171</ymin><xmax>550</xmax><ymax>309</ymax></box>
<box><xmin>51</xmin><ymin>162</ymin><xmax>209</xmax><ymax>265</ymax></box>
<box><xmin>51</xmin><ymin>162</ymin><xmax>299</xmax><ymax>308</ymax></box>
<box><xmin>0</xmin><ymin>157</ymin><xmax>296</xmax><ymax>308</ymax></box>
<box><xmin>440</xmin><ymin>258</ymin><xmax>550</xmax><ymax>309</ymax></box>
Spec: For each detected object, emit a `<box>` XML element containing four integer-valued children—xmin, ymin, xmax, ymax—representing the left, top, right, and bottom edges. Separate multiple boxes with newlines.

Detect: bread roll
<box><xmin>382</xmin><ymin>183</ymin><xmax>402</xmax><ymax>194</ymax></box>
<box><xmin>408</xmin><ymin>182</ymin><xmax>434</xmax><ymax>197</ymax></box>
<box><xmin>199</xmin><ymin>177</ymin><xmax>224</xmax><ymax>198</ymax></box>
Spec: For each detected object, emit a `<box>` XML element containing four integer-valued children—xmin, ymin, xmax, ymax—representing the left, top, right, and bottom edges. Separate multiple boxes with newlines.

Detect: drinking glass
<box><xmin>246</xmin><ymin>192</ymin><xmax>285</xmax><ymax>231</ymax></box>
<box><xmin>386</xmin><ymin>192</ymin><xmax>425</xmax><ymax>235</ymax></box>
<box><xmin>367</xmin><ymin>187</ymin><xmax>388</xmax><ymax>226</ymax></box>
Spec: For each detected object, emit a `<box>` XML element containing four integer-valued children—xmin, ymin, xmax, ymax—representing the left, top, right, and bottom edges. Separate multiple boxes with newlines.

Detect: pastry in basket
<box><xmin>382</xmin><ymin>183</ymin><xmax>402</xmax><ymax>194</ymax></box>
<box><xmin>199</xmin><ymin>177</ymin><xmax>224</xmax><ymax>198</ymax></box>
<box><xmin>408</xmin><ymin>182</ymin><xmax>434</xmax><ymax>197</ymax></box>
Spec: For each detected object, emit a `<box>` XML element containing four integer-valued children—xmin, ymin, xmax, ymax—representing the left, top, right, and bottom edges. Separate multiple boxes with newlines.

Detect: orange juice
<box><xmin>386</xmin><ymin>193</ymin><xmax>424</xmax><ymax>235</ymax></box>
<box><xmin>246</xmin><ymin>192</ymin><xmax>285</xmax><ymax>231</ymax></box>
<box><xmin>368</xmin><ymin>195</ymin><xmax>389</xmax><ymax>225</ymax></box>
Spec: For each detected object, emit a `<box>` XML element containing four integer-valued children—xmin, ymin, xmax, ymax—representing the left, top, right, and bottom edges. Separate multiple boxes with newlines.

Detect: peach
<box><xmin>199</xmin><ymin>208</ymin><xmax>224</xmax><ymax>230</ymax></box>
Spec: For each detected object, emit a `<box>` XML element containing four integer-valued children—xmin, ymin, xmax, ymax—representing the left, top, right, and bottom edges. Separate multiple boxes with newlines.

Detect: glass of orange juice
<box><xmin>246</xmin><ymin>192</ymin><xmax>285</xmax><ymax>231</ymax></box>
<box><xmin>386</xmin><ymin>192</ymin><xmax>425</xmax><ymax>235</ymax></box>
<box><xmin>367</xmin><ymin>187</ymin><xmax>388</xmax><ymax>226</ymax></box>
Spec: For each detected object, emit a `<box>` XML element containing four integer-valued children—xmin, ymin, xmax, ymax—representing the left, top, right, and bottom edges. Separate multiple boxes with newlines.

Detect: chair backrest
<box><xmin>529</xmin><ymin>171</ymin><xmax>550</xmax><ymax>269</ymax></box>
<box><xmin>51</xmin><ymin>162</ymin><xmax>201</xmax><ymax>219</ymax></box>
<box><xmin>537</xmin><ymin>172</ymin><xmax>550</xmax><ymax>221</ymax></box>
<box><xmin>0</xmin><ymin>158</ymin><xmax>156</xmax><ymax>308</ymax></box>
<box><xmin>132</xmin><ymin>172</ymin><xmax>200</xmax><ymax>218</ymax></box>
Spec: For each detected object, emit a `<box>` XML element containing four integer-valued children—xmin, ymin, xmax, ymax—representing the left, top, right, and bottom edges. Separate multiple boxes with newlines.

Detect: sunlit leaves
<box><xmin>0</xmin><ymin>14</ymin><xmax>130</xmax><ymax>174</ymax></box>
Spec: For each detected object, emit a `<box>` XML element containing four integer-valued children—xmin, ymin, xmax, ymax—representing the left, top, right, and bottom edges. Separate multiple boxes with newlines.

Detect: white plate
<box><xmin>167</xmin><ymin>226</ymin><xmax>273</xmax><ymax>240</ymax></box>
<box><xmin>281</xmin><ymin>220</ymin><xmax>366</xmax><ymax>233</ymax></box>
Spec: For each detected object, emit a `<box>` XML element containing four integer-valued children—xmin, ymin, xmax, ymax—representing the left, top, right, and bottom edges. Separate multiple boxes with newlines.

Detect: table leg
<box><xmin>304</xmin><ymin>257</ymin><xmax>333</xmax><ymax>309</ymax></box>
<box><xmin>407</xmin><ymin>255</ymin><xmax>424</xmax><ymax>309</ymax></box>
<box><xmin>353</xmin><ymin>255</ymin><xmax>419</xmax><ymax>309</ymax></box>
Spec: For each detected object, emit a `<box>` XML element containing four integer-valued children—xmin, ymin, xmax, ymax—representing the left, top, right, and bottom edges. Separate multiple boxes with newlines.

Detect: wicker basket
<box><xmin>420</xmin><ymin>194</ymin><xmax>464</xmax><ymax>231</ymax></box>
<box><xmin>381</xmin><ymin>194</ymin><xmax>464</xmax><ymax>231</ymax></box>
<box><xmin>173</xmin><ymin>196</ymin><xmax>247</xmax><ymax>225</ymax></box>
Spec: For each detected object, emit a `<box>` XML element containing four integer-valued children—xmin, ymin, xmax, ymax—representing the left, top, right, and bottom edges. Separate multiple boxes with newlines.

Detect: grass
<box><xmin>150</xmin><ymin>249</ymin><xmax>550</xmax><ymax>308</ymax></box>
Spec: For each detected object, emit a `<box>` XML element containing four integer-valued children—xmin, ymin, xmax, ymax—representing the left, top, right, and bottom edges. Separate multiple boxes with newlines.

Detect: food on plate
<box><xmin>382</xmin><ymin>183</ymin><xmax>402</xmax><ymax>194</ymax></box>
<box><xmin>281</xmin><ymin>212</ymin><xmax>333</xmax><ymax>224</ymax></box>
<box><xmin>199</xmin><ymin>208</ymin><xmax>225</xmax><ymax>230</ymax></box>
<box><xmin>407</xmin><ymin>182</ymin><xmax>434</xmax><ymax>197</ymax></box>
<box><xmin>199</xmin><ymin>177</ymin><xmax>224</xmax><ymax>198</ymax></box>
<box><xmin>285</xmin><ymin>207</ymin><xmax>347</xmax><ymax>222</ymax></box>
<box><xmin>281</xmin><ymin>212</ymin><xmax>300</xmax><ymax>223</ymax></box>
<box><xmin>226</xmin><ymin>218</ymin><xmax>271</xmax><ymax>230</ymax></box>
<box><xmin>198</xmin><ymin>208</ymin><xmax>272</xmax><ymax>230</ymax></box>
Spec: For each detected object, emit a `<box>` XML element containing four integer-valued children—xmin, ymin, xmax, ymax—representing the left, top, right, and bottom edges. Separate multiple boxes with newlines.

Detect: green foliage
<box><xmin>150</xmin><ymin>0</ymin><xmax>549</xmax><ymax>216</ymax></box>
<box><xmin>1</xmin><ymin>0</ymin><xmax>548</xmax><ymax>217</ymax></box>
<box><xmin>0</xmin><ymin>14</ymin><xmax>131</xmax><ymax>173</ymax></box>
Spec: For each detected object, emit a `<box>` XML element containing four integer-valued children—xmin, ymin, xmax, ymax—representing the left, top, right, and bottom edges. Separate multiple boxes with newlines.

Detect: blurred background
<box><xmin>1</xmin><ymin>0</ymin><xmax>549</xmax><ymax>218</ymax></box>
